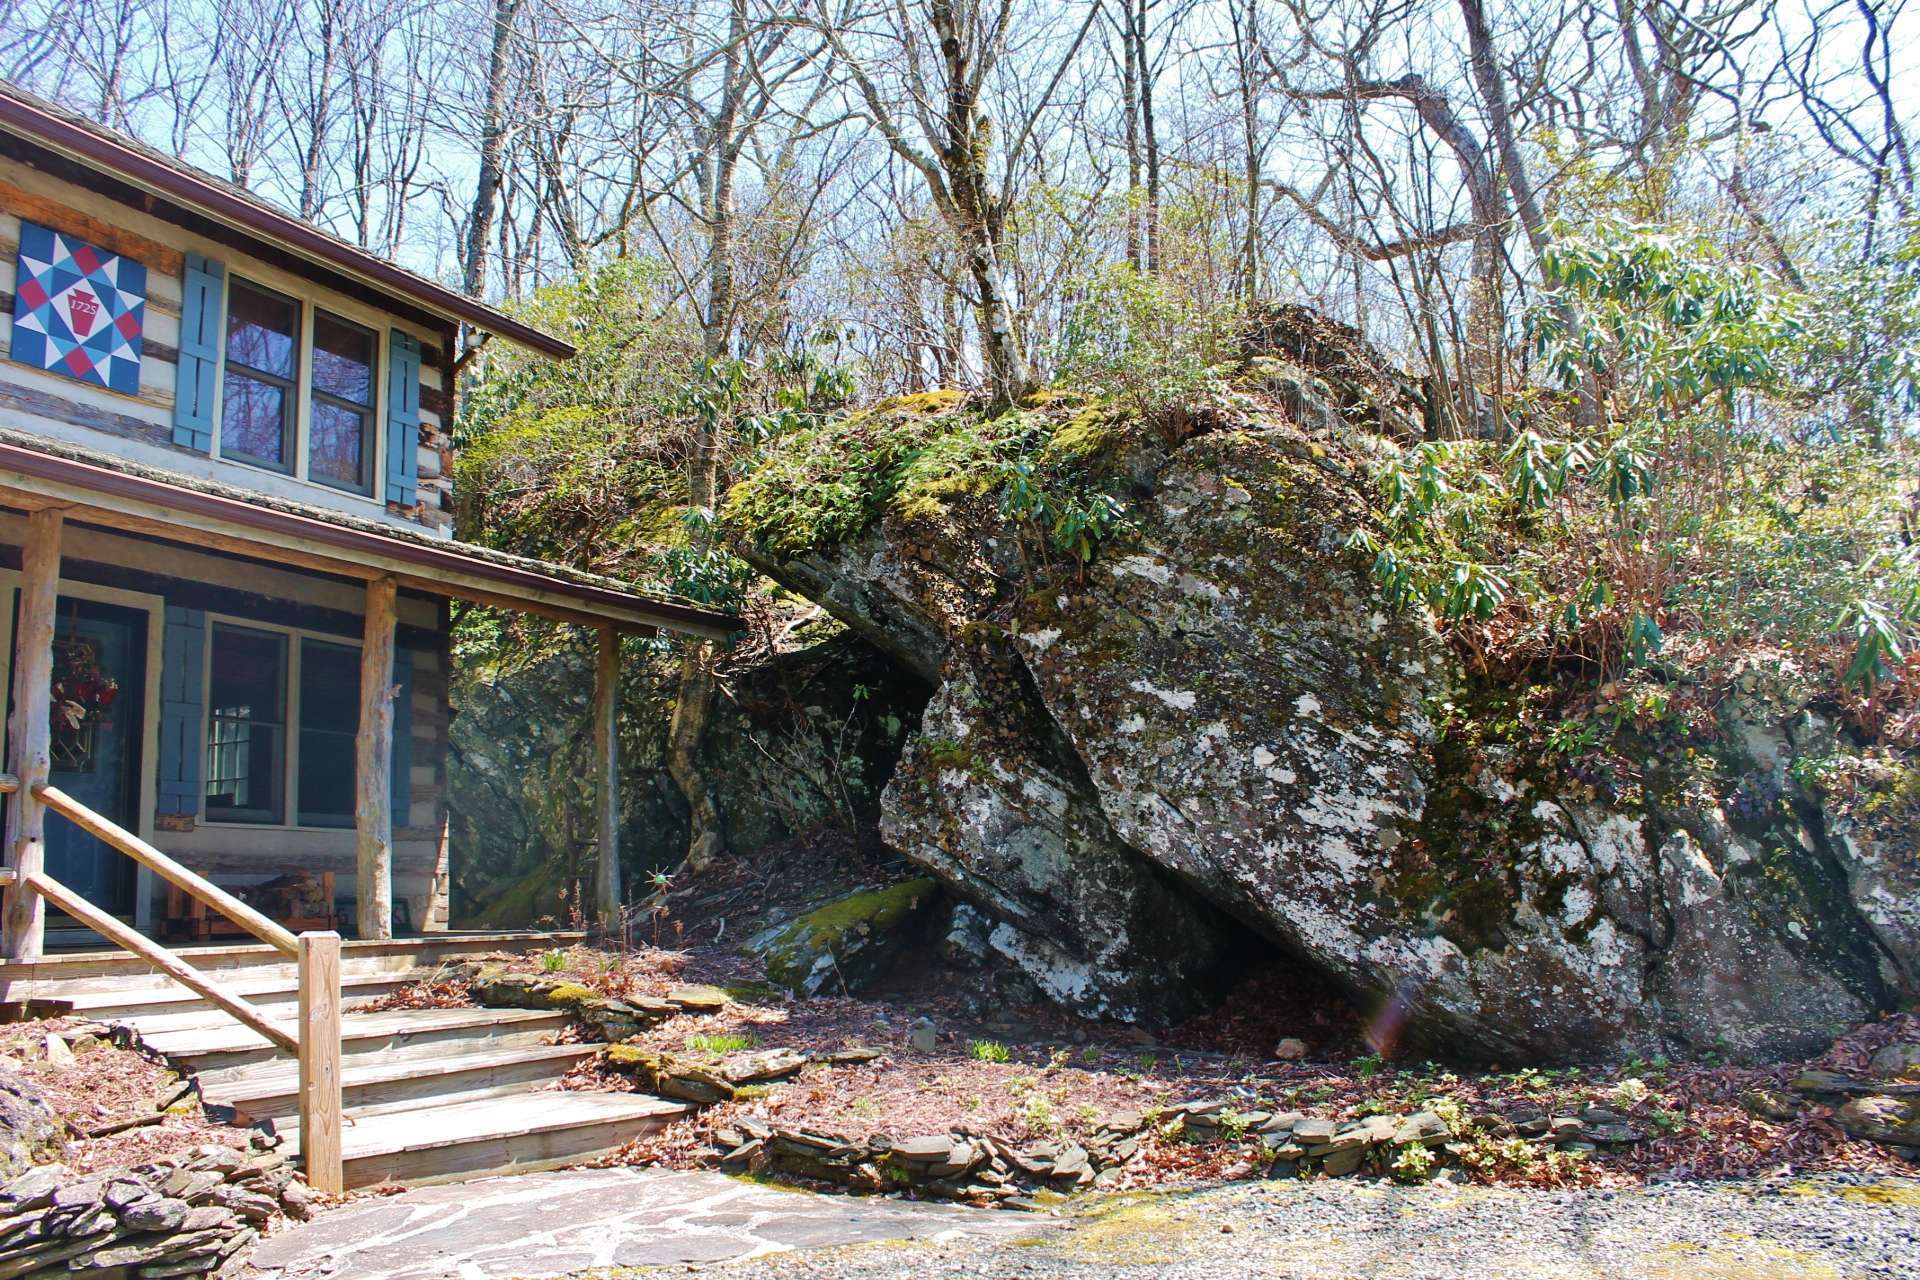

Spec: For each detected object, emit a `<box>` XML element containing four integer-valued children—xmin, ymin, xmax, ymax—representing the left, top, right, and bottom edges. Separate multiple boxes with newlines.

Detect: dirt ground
<box><xmin>442</xmin><ymin>929</ymin><xmax>1919</xmax><ymax>1195</ymax></box>
<box><xmin>0</xmin><ymin>1016</ymin><xmax>257</xmax><ymax>1175</ymax></box>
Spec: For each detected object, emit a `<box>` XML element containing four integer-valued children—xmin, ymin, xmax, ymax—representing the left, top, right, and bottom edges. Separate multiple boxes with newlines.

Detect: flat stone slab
<box><xmin>245</xmin><ymin>1167</ymin><xmax>1042</xmax><ymax>1279</ymax></box>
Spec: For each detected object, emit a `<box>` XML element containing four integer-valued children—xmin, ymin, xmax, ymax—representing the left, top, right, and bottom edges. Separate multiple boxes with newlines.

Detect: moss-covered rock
<box><xmin>755</xmin><ymin>878</ymin><xmax>941</xmax><ymax>996</ymax></box>
<box><xmin>730</xmin><ymin>357</ymin><xmax>1913</xmax><ymax>1059</ymax></box>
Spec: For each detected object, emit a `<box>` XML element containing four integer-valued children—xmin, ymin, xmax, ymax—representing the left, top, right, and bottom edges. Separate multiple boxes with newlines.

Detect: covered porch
<box><xmin>0</xmin><ymin>434</ymin><xmax>736</xmax><ymax>960</ymax></box>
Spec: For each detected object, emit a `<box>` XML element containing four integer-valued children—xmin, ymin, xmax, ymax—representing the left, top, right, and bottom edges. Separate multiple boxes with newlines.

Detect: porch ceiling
<box><xmin>0</xmin><ymin>435</ymin><xmax>740</xmax><ymax>638</ymax></box>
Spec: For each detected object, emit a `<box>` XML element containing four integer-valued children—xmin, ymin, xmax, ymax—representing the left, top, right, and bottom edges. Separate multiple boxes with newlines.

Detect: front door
<box><xmin>29</xmin><ymin>596</ymin><xmax>147</xmax><ymax>917</ymax></box>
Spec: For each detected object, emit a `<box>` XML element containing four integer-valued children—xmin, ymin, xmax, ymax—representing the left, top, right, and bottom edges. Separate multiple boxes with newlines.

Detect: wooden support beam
<box><xmin>3</xmin><ymin>507</ymin><xmax>62</xmax><ymax>961</ymax></box>
<box><xmin>356</xmin><ymin>577</ymin><xmax>397</xmax><ymax>941</ymax></box>
<box><xmin>297</xmin><ymin>931</ymin><xmax>343</xmax><ymax>1195</ymax></box>
<box><xmin>593</xmin><ymin>627</ymin><xmax>621</xmax><ymax>925</ymax></box>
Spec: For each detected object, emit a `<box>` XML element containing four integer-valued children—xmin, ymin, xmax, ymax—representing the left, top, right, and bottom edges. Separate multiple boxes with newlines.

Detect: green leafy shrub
<box><xmin>969</xmin><ymin>1039</ymin><xmax>1011</xmax><ymax>1063</ymax></box>
<box><xmin>1056</xmin><ymin>263</ymin><xmax>1240</xmax><ymax>439</ymax></box>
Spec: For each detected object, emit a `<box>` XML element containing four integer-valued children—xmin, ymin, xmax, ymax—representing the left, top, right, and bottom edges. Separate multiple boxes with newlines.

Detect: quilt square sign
<box><xmin>10</xmin><ymin>220</ymin><xmax>146</xmax><ymax>395</ymax></box>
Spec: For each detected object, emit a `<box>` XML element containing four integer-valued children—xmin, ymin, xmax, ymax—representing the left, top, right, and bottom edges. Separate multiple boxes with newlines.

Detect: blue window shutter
<box><xmin>173</xmin><ymin>254</ymin><xmax>223</xmax><ymax>452</ymax></box>
<box><xmin>388</xmin><ymin>649</ymin><xmax>413</xmax><ymax>825</ymax></box>
<box><xmin>385</xmin><ymin>331</ymin><xmax>421</xmax><ymax>505</ymax></box>
<box><xmin>158</xmin><ymin>606</ymin><xmax>206</xmax><ymax>816</ymax></box>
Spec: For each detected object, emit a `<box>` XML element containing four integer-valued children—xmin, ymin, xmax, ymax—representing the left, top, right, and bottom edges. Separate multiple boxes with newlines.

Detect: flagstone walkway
<box><xmin>244</xmin><ymin>1166</ymin><xmax>1040</xmax><ymax>1279</ymax></box>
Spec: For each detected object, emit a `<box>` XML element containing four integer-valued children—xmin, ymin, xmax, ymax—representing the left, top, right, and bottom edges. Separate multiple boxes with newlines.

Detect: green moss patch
<box><xmin>761</xmin><ymin>878</ymin><xmax>939</xmax><ymax>994</ymax></box>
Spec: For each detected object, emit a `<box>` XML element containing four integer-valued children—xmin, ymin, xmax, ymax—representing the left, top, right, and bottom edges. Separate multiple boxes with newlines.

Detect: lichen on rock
<box><xmin>727</xmin><ymin>340</ymin><xmax>1919</xmax><ymax>1062</ymax></box>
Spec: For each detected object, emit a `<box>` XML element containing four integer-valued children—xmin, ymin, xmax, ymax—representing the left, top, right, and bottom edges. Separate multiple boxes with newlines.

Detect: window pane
<box><xmin>300</xmin><ymin>641</ymin><xmax>359</xmax><ymax>733</ymax></box>
<box><xmin>312</xmin><ymin>312</ymin><xmax>373</xmax><ymax>405</ymax></box>
<box><xmin>205</xmin><ymin>625</ymin><xmax>287</xmax><ymax>824</ymax></box>
<box><xmin>226</xmin><ymin>281</ymin><xmax>298</xmax><ymax>378</ymax></box>
<box><xmin>309</xmin><ymin>401</ymin><xmax>367</xmax><ymax>489</ymax></box>
<box><xmin>221</xmin><ymin>373</ymin><xmax>288</xmax><ymax>466</ymax></box>
<box><xmin>298</xmin><ymin>640</ymin><xmax>359</xmax><ymax>827</ymax></box>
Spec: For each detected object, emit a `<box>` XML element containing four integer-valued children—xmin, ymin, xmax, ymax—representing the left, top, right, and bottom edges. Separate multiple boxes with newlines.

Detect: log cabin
<box><xmin>0</xmin><ymin>80</ymin><xmax>738</xmax><ymax>960</ymax></box>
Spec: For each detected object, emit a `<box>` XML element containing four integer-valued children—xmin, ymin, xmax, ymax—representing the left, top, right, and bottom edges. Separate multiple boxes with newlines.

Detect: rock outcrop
<box><xmin>730</xmin><ymin>337</ymin><xmax>1919</xmax><ymax>1063</ymax></box>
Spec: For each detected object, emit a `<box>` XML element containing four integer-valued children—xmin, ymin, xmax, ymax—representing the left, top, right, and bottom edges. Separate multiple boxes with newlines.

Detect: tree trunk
<box><xmin>464</xmin><ymin>0</ymin><xmax>521</xmax><ymax>298</ymax></box>
<box><xmin>1136</xmin><ymin>0</ymin><xmax>1162</xmax><ymax>274</ymax></box>
<box><xmin>1120</xmin><ymin>6</ymin><xmax>1142</xmax><ymax>271</ymax></box>
<box><xmin>665</xmin><ymin>0</ymin><xmax>746</xmax><ymax>874</ymax></box>
<box><xmin>931</xmin><ymin>0</ymin><xmax>1029</xmax><ymax>409</ymax></box>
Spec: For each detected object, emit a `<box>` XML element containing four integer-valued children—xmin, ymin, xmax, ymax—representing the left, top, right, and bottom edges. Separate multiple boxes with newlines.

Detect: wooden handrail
<box><xmin>34</xmin><ymin>784</ymin><xmax>298</xmax><ymax>956</ymax></box>
<box><xmin>0</xmin><ymin>773</ymin><xmax>17</xmax><ymax>794</ymax></box>
<box><xmin>16</xmin><ymin>778</ymin><xmax>341</xmax><ymax>1192</ymax></box>
<box><xmin>23</xmin><ymin>871</ymin><xmax>298</xmax><ymax>1052</ymax></box>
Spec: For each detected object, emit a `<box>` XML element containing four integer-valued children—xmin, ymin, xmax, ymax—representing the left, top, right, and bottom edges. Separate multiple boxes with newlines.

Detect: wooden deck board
<box><xmin>3</xmin><ymin>934</ymin><xmax>687</xmax><ymax>1188</ymax></box>
<box><xmin>203</xmin><ymin>1043</ymin><xmax>602</xmax><ymax>1111</ymax></box>
<box><xmin>140</xmin><ymin>1005</ymin><xmax>563</xmax><ymax>1058</ymax></box>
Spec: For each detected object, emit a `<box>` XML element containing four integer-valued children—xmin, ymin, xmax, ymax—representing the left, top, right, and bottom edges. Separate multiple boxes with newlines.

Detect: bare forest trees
<box><xmin>4</xmin><ymin>0</ymin><xmax>1917</xmax><ymax>870</ymax></box>
<box><xmin>812</xmin><ymin>0</ymin><xmax>1097</xmax><ymax>408</ymax></box>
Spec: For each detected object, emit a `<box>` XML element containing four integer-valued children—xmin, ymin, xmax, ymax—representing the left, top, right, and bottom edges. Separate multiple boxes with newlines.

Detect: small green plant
<box><xmin>1391</xmin><ymin>1143</ymin><xmax>1437</xmax><ymax>1184</ymax></box>
<box><xmin>969</xmin><ymin>1039</ymin><xmax>1011</xmax><ymax>1064</ymax></box>
<box><xmin>1216</xmin><ymin>1108</ymin><xmax>1250</xmax><ymax>1142</ymax></box>
<box><xmin>1609</xmin><ymin>1077</ymin><xmax>1652</xmax><ymax>1109</ymax></box>
<box><xmin>1430</xmin><ymin>1096</ymin><xmax>1466</xmax><ymax>1131</ymax></box>
<box><xmin>1354</xmin><ymin>1054</ymin><xmax>1385</xmax><ymax>1081</ymax></box>
<box><xmin>686</xmin><ymin>1033</ymin><xmax>755</xmax><ymax>1055</ymax></box>
<box><xmin>1649</xmin><ymin>1107</ymin><xmax>1687</xmax><ymax>1134</ymax></box>
<box><xmin>540</xmin><ymin>949</ymin><xmax>568</xmax><ymax>973</ymax></box>
<box><xmin>1020</xmin><ymin>1092</ymin><xmax>1062</xmax><ymax>1138</ymax></box>
<box><xmin>850</xmin><ymin>1097</ymin><xmax>880</xmax><ymax>1119</ymax></box>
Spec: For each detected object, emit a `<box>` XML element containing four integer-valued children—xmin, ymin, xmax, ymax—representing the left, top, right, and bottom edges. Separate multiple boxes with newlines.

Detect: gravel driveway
<box><xmin>640</xmin><ymin>1175</ymin><xmax>1920</xmax><ymax>1279</ymax></box>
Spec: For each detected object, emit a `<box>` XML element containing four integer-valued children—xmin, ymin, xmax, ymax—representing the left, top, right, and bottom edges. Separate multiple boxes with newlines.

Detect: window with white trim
<box><xmin>216</xmin><ymin>277</ymin><xmax>381</xmax><ymax>497</ymax></box>
<box><xmin>204</xmin><ymin>622</ymin><xmax>362</xmax><ymax>828</ymax></box>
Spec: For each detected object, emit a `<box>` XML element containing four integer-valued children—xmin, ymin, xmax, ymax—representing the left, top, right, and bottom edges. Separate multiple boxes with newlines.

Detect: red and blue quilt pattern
<box><xmin>10</xmin><ymin>220</ymin><xmax>147</xmax><ymax>396</ymax></box>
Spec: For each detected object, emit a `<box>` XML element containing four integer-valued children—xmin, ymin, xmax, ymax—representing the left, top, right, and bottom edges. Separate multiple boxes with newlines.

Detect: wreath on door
<box><xmin>50</xmin><ymin>638</ymin><xmax>118</xmax><ymax>770</ymax></box>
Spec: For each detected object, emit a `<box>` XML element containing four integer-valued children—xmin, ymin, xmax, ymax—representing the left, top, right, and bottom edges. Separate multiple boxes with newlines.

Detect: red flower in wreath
<box><xmin>51</xmin><ymin>639</ymin><xmax>117</xmax><ymax>735</ymax></box>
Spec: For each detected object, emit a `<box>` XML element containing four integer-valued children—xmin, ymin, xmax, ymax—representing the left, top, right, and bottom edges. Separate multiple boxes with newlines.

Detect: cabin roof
<box><xmin>0</xmin><ymin>429</ymin><xmax>739</xmax><ymax>637</ymax></box>
<box><xmin>0</xmin><ymin>80</ymin><xmax>576</xmax><ymax>360</ymax></box>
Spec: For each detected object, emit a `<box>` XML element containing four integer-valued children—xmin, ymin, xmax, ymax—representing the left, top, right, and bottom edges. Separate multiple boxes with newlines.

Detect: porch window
<box><xmin>204</xmin><ymin>624</ymin><xmax>287</xmax><ymax>824</ymax></box>
<box><xmin>203</xmin><ymin>624</ymin><xmax>377</xmax><ymax>829</ymax></box>
<box><xmin>308</xmin><ymin>311</ymin><xmax>377</xmax><ymax>495</ymax></box>
<box><xmin>221</xmin><ymin>280</ymin><xmax>300</xmax><ymax>472</ymax></box>
<box><xmin>295</xmin><ymin>638</ymin><xmax>359</xmax><ymax>827</ymax></box>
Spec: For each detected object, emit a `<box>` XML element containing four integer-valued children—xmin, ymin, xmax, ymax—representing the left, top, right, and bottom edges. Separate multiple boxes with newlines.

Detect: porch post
<box><xmin>355</xmin><ymin>576</ymin><xmax>396</xmax><ymax>940</ymax></box>
<box><xmin>592</xmin><ymin>626</ymin><xmax>621</xmax><ymax>924</ymax></box>
<box><xmin>3</xmin><ymin>508</ymin><xmax>63</xmax><ymax>962</ymax></box>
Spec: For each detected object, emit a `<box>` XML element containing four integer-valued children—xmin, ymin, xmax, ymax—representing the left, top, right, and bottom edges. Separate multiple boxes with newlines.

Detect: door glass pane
<box><xmin>221</xmin><ymin>373</ymin><xmax>287</xmax><ymax>466</ymax></box>
<box><xmin>312</xmin><ymin>312</ymin><xmax>373</xmax><ymax>405</ymax></box>
<box><xmin>205</xmin><ymin>624</ymin><xmax>286</xmax><ymax>824</ymax></box>
<box><xmin>226</xmin><ymin>280</ymin><xmax>298</xmax><ymax>378</ymax></box>
<box><xmin>297</xmin><ymin>639</ymin><xmax>358</xmax><ymax>828</ymax></box>
<box><xmin>308</xmin><ymin>400</ymin><xmax>367</xmax><ymax>490</ymax></box>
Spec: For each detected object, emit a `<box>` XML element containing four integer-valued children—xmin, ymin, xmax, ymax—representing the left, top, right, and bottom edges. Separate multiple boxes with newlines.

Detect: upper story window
<box><xmin>217</xmin><ymin>277</ymin><xmax>379</xmax><ymax>497</ymax></box>
<box><xmin>222</xmin><ymin>280</ymin><xmax>299</xmax><ymax>472</ymax></box>
<box><xmin>309</xmin><ymin>312</ymin><xmax>377</xmax><ymax>492</ymax></box>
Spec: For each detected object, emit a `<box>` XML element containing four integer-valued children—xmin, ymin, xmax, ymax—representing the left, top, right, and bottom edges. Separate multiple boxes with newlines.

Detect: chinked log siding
<box><xmin>0</xmin><ymin>176</ymin><xmax>185</xmax><ymax>275</ymax></box>
<box><xmin>0</xmin><ymin>378</ymin><xmax>171</xmax><ymax>443</ymax></box>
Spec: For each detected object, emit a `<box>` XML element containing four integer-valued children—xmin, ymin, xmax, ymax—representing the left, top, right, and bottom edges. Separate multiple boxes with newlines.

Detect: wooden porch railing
<box><xmin>0</xmin><ymin>771</ymin><xmax>343</xmax><ymax>1193</ymax></box>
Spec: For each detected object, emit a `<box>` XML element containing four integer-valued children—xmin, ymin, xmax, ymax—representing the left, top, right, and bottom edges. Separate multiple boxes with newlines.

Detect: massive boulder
<box><xmin>734</xmin><ymin>356</ymin><xmax>1916</xmax><ymax>1062</ymax></box>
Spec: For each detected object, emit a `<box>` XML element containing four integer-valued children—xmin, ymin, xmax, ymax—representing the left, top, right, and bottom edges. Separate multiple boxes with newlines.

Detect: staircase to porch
<box><xmin>0</xmin><ymin>934</ymin><xmax>689</xmax><ymax>1189</ymax></box>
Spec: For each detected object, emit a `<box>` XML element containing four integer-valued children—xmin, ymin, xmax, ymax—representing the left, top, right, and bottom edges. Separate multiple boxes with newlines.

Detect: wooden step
<box><xmin>205</xmin><ymin>1043</ymin><xmax>604</xmax><ymax>1122</ymax></box>
<box><xmin>53</xmin><ymin>973</ymin><xmax>429</xmax><ymax>1028</ymax></box>
<box><xmin>276</xmin><ymin>1091</ymin><xmax>689</xmax><ymax>1189</ymax></box>
<box><xmin>0</xmin><ymin>931</ymin><xmax>583</xmax><ymax>990</ymax></box>
<box><xmin>149</xmin><ymin>1006</ymin><xmax>571</xmax><ymax>1079</ymax></box>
